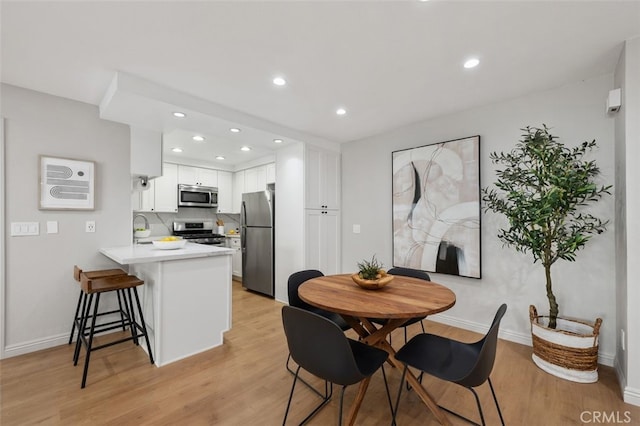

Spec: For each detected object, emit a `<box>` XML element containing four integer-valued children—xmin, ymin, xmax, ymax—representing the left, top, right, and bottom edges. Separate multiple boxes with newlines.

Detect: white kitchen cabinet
<box><xmin>227</xmin><ymin>236</ymin><xmax>242</xmax><ymax>278</ymax></box>
<box><xmin>232</xmin><ymin>170</ymin><xmax>245</xmax><ymax>214</ymax></box>
<box><xmin>266</xmin><ymin>163</ymin><xmax>276</xmax><ymax>184</ymax></box>
<box><xmin>305</xmin><ymin>147</ymin><xmax>340</xmax><ymax>210</ymax></box>
<box><xmin>241</xmin><ymin>164</ymin><xmax>272</xmax><ymax>194</ymax></box>
<box><xmin>243</xmin><ymin>167</ymin><xmax>258</xmax><ymax>193</ymax></box>
<box><xmin>256</xmin><ymin>165</ymin><xmax>267</xmax><ymax>190</ymax></box>
<box><xmin>305</xmin><ymin>209</ymin><xmax>340</xmax><ymax>275</ymax></box>
<box><xmin>216</xmin><ymin>170</ymin><xmax>233</xmax><ymax>213</ymax></box>
<box><xmin>154</xmin><ymin>163</ymin><xmax>178</xmax><ymax>212</ymax></box>
<box><xmin>133</xmin><ymin>163</ymin><xmax>178</xmax><ymax>213</ymax></box>
<box><xmin>178</xmin><ymin>165</ymin><xmax>218</xmax><ymax>187</ymax></box>
<box><xmin>135</xmin><ymin>181</ymin><xmax>155</xmax><ymax>212</ymax></box>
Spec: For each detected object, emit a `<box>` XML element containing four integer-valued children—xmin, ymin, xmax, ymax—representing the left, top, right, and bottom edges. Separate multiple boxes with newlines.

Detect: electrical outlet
<box><xmin>85</xmin><ymin>221</ymin><xmax>96</xmax><ymax>233</ymax></box>
<box><xmin>621</xmin><ymin>329</ymin><xmax>626</xmax><ymax>351</ymax></box>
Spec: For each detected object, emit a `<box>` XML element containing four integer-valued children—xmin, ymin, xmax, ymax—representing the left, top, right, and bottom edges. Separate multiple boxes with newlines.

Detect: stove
<box><xmin>172</xmin><ymin>220</ymin><xmax>226</xmax><ymax>245</ymax></box>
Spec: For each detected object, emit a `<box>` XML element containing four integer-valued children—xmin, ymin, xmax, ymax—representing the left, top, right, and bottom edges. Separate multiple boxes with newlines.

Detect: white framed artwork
<box><xmin>39</xmin><ymin>155</ymin><xmax>95</xmax><ymax>210</ymax></box>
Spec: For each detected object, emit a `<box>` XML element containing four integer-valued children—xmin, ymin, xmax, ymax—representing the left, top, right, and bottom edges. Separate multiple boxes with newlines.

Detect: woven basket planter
<box><xmin>529</xmin><ymin>305</ymin><xmax>602</xmax><ymax>383</ymax></box>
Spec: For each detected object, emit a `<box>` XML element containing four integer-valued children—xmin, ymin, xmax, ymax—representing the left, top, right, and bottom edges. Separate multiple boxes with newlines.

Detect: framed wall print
<box><xmin>39</xmin><ymin>155</ymin><xmax>95</xmax><ymax>210</ymax></box>
<box><xmin>392</xmin><ymin>136</ymin><xmax>481</xmax><ymax>278</ymax></box>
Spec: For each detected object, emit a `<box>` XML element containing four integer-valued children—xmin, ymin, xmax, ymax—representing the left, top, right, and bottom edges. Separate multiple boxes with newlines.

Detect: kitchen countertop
<box><xmin>225</xmin><ymin>234</ymin><xmax>240</xmax><ymax>238</ymax></box>
<box><xmin>100</xmin><ymin>242</ymin><xmax>233</xmax><ymax>265</ymax></box>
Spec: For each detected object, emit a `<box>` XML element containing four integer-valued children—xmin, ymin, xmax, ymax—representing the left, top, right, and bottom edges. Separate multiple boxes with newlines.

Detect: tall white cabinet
<box><xmin>304</xmin><ymin>146</ymin><xmax>341</xmax><ymax>275</ymax></box>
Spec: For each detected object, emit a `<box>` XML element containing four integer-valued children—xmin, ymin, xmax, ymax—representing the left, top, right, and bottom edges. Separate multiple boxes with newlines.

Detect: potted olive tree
<box><xmin>482</xmin><ymin>125</ymin><xmax>610</xmax><ymax>382</ymax></box>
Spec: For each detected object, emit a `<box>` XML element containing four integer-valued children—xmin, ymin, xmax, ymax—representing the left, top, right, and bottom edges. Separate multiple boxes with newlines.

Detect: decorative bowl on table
<box><xmin>134</xmin><ymin>229</ymin><xmax>151</xmax><ymax>238</ymax></box>
<box><xmin>352</xmin><ymin>255</ymin><xmax>394</xmax><ymax>290</ymax></box>
<box><xmin>152</xmin><ymin>238</ymin><xmax>187</xmax><ymax>250</ymax></box>
<box><xmin>351</xmin><ymin>274</ymin><xmax>394</xmax><ymax>290</ymax></box>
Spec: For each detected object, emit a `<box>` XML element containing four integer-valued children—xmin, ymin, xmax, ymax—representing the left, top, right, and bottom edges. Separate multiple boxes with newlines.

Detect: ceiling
<box><xmin>2</xmin><ymin>1</ymin><xmax>639</xmax><ymax>167</ymax></box>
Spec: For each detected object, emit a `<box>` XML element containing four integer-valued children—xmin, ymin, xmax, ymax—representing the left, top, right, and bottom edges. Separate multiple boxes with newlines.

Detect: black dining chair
<box><xmin>286</xmin><ymin>270</ymin><xmax>351</xmax><ymax>375</ymax></box>
<box><xmin>370</xmin><ymin>267</ymin><xmax>431</xmax><ymax>346</ymax></box>
<box><xmin>392</xmin><ymin>304</ymin><xmax>507</xmax><ymax>426</ymax></box>
<box><xmin>281</xmin><ymin>306</ymin><xmax>391</xmax><ymax>425</ymax></box>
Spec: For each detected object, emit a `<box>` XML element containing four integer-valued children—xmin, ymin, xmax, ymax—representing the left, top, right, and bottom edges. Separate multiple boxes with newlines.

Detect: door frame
<box><xmin>1</xmin><ymin>117</ymin><xmax>6</xmax><ymax>358</ymax></box>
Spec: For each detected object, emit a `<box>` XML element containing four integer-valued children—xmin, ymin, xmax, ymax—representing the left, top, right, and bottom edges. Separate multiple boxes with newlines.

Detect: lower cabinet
<box><xmin>305</xmin><ymin>209</ymin><xmax>340</xmax><ymax>275</ymax></box>
<box><xmin>227</xmin><ymin>237</ymin><xmax>242</xmax><ymax>278</ymax></box>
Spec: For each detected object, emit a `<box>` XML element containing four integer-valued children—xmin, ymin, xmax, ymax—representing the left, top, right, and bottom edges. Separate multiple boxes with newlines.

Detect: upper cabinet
<box><xmin>177</xmin><ymin>165</ymin><xmax>218</xmax><ymax>187</ymax></box>
<box><xmin>216</xmin><ymin>171</ymin><xmax>233</xmax><ymax>213</ymax></box>
<box><xmin>133</xmin><ymin>163</ymin><xmax>178</xmax><ymax>213</ymax></box>
<box><xmin>266</xmin><ymin>163</ymin><xmax>276</xmax><ymax>184</ymax></box>
<box><xmin>230</xmin><ymin>163</ymin><xmax>275</xmax><ymax>214</ymax></box>
<box><xmin>133</xmin><ymin>161</ymin><xmax>275</xmax><ymax>215</ymax></box>
<box><xmin>305</xmin><ymin>147</ymin><xmax>340</xmax><ymax>210</ymax></box>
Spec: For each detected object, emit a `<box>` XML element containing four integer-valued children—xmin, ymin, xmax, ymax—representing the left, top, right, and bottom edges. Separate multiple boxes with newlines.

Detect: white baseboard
<box><xmin>614</xmin><ymin>357</ymin><xmax>640</xmax><ymax>407</ymax></box>
<box><xmin>3</xmin><ymin>333</ymin><xmax>68</xmax><ymax>359</ymax></box>
<box><xmin>429</xmin><ymin>313</ymin><xmax>615</xmax><ymax>367</ymax></box>
<box><xmin>623</xmin><ymin>386</ymin><xmax>640</xmax><ymax>407</ymax></box>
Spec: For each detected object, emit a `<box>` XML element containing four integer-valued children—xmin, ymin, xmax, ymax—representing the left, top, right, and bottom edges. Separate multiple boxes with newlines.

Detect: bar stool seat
<box><xmin>68</xmin><ymin>266</ymin><xmax>128</xmax><ymax>345</ymax></box>
<box><xmin>73</xmin><ymin>273</ymin><xmax>154</xmax><ymax>388</ymax></box>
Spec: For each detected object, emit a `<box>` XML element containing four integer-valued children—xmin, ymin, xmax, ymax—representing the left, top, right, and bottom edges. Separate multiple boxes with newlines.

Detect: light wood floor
<box><xmin>1</xmin><ymin>280</ymin><xmax>638</xmax><ymax>425</ymax></box>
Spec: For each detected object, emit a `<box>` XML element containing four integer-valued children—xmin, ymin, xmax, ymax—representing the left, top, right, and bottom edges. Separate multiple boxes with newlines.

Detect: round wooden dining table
<box><xmin>299</xmin><ymin>273</ymin><xmax>456</xmax><ymax>426</ymax></box>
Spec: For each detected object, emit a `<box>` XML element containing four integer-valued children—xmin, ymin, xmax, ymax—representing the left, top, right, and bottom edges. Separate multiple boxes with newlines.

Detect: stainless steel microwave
<box><xmin>178</xmin><ymin>184</ymin><xmax>218</xmax><ymax>208</ymax></box>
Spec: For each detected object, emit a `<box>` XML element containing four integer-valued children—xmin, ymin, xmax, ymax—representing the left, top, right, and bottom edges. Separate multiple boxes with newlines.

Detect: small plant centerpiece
<box><xmin>482</xmin><ymin>125</ymin><xmax>610</xmax><ymax>382</ymax></box>
<box><xmin>352</xmin><ymin>255</ymin><xmax>394</xmax><ymax>290</ymax></box>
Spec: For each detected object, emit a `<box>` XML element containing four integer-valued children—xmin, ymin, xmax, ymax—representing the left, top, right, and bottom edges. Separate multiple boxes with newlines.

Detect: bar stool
<box><xmin>68</xmin><ymin>266</ymin><xmax>128</xmax><ymax>345</ymax></box>
<box><xmin>73</xmin><ymin>273</ymin><xmax>154</xmax><ymax>388</ymax></box>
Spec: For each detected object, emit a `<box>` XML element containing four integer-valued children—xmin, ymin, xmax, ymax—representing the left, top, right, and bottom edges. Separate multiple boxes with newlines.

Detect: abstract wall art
<box><xmin>39</xmin><ymin>155</ymin><xmax>95</xmax><ymax>210</ymax></box>
<box><xmin>392</xmin><ymin>136</ymin><xmax>481</xmax><ymax>278</ymax></box>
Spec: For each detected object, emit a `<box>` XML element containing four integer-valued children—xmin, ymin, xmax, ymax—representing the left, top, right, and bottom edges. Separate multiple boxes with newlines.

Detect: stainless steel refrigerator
<box><xmin>241</xmin><ymin>189</ymin><xmax>275</xmax><ymax>297</ymax></box>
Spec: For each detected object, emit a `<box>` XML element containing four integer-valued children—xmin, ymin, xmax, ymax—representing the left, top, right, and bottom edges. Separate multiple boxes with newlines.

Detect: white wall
<box><xmin>342</xmin><ymin>74</ymin><xmax>618</xmax><ymax>364</ymax></box>
<box><xmin>615</xmin><ymin>37</ymin><xmax>640</xmax><ymax>405</ymax></box>
<box><xmin>274</xmin><ymin>142</ymin><xmax>305</xmax><ymax>303</ymax></box>
<box><xmin>2</xmin><ymin>84</ymin><xmax>131</xmax><ymax>357</ymax></box>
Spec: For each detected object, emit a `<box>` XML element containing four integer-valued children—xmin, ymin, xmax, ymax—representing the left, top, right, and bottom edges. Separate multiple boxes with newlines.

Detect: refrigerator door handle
<box><xmin>240</xmin><ymin>201</ymin><xmax>246</xmax><ymax>251</ymax></box>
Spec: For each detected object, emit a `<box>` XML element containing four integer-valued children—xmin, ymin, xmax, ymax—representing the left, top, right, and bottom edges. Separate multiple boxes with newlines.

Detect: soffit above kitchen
<box><xmin>1</xmin><ymin>1</ymin><xmax>639</xmax><ymax>149</ymax></box>
<box><xmin>99</xmin><ymin>71</ymin><xmax>313</xmax><ymax>168</ymax></box>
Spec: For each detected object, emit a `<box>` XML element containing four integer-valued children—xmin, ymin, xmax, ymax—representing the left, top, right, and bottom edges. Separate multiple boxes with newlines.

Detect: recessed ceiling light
<box><xmin>172</xmin><ymin>147</ymin><xmax>183</xmax><ymax>153</ymax></box>
<box><xmin>336</xmin><ymin>108</ymin><xmax>347</xmax><ymax>116</ymax></box>
<box><xmin>464</xmin><ymin>58</ymin><xmax>480</xmax><ymax>69</ymax></box>
<box><xmin>273</xmin><ymin>77</ymin><xmax>286</xmax><ymax>86</ymax></box>
<box><xmin>215</xmin><ymin>156</ymin><xmax>225</xmax><ymax>160</ymax></box>
<box><xmin>273</xmin><ymin>139</ymin><xmax>283</xmax><ymax>144</ymax></box>
<box><xmin>192</xmin><ymin>135</ymin><xmax>205</xmax><ymax>142</ymax></box>
<box><xmin>172</xmin><ymin>112</ymin><xmax>186</xmax><ymax>118</ymax></box>
<box><xmin>230</xmin><ymin>128</ymin><xmax>241</xmax><ymax>133</ymax></box>
<box><xmin>241</xmin><ymin>146</ymin><xmax>251</xmax><ymax>152</ymax></box>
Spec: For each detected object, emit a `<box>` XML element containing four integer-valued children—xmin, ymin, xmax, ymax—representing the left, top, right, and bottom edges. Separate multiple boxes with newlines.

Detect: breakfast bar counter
<box><xmin>100</xmin><ymin>242</ymin><xmax>234</xmax><ymax>367</ymax></box>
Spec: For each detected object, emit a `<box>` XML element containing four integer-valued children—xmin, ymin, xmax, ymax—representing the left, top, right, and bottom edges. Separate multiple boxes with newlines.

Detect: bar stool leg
<box><xmin>74</xmin><ymin>293</ymin><xmax>92</xmax><ymax>364</ymax></box>
<box><xmin>116</xmin><ymin>290</ymin><xmax>127</xmax><ymax>332</ymax></box>
<box><xmin>124</xmin><ymin>288</ymin><xmax>140</xmax><ymax>346</ymax></box>
<box><xmin>68</xmin><ymin>290</ymin><xmax>85</xmax><ymax>344</ymax></box>
<box><xmin>81</xmin><ymin>293</ymin><xmax>101</xmax><ymax>389</ymax></box>
<box><xmin>132</xmin><ymin>287</ymin><xmax>154</xmax><ymax>364</ymax></box>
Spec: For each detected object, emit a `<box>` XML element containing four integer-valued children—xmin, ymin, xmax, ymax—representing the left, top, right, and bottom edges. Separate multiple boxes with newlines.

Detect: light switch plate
<box><xmin>353</xmin><ymin>224</ymin><xmax>361</xmax><ymax>234</ymax></box>
<box><xmin>47</xmin><ymin>221</ymin><xmax>59</xmax><ymax>234</ymax></box>
<box><xmin>11</xmin><ymin>222</ymin><xmax>40</xmax><ymax>236</ymax></box>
